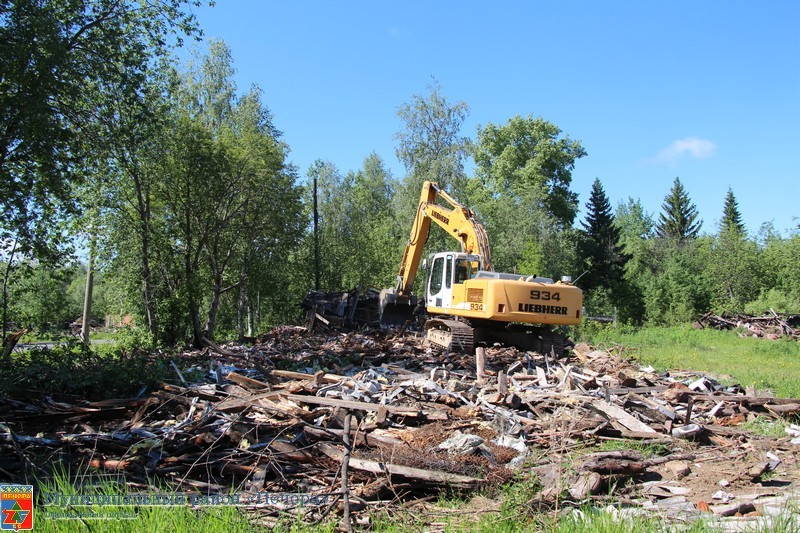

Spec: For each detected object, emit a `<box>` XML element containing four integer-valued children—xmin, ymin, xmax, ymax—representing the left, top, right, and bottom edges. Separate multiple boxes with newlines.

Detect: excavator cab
<box><xmin>425</xmin><ymin>252</ymin><xmax>481</xmax><ymax>309</ymax></box>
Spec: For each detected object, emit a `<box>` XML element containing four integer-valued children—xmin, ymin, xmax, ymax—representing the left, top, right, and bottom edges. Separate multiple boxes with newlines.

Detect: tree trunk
<box><xmin>236</xmin><ymin>282</ymin><xmax>247</xmax><ymax>342</ymax></box>
<box><xmin>206</xmin><ymin>278</ymin><xmax>222</xmax><ymax>342</ymax></box>
<box><xmin>133</xmin><ymin>170</ymin><xmax>158</xmax><ymax>340</ymax></box>
<box><xmin>80</xmin><ymin>231</ymin><xmax>96</xmax><ymax>344</ymax></box>
<box><xmin>246</xmin><ymin>304</ymin><xmax>253</xmax><ymax>338</ymax></box>
<box><xmin>2</xmin><ymin>237</ymin><xmax>18</xmax><ymax>343</ymax></box>
<box><xmin>184</xmin><ymin>185</ymin><xmax>203</xmax><ymax>349</ymax></box>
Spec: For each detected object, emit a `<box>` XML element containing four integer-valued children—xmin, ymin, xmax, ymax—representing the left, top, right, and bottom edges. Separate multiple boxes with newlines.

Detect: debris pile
<box><xmin>1</xmin><ymin>328</ymin><xmax>799</xmax><ymax>529</ymax></box>
<box><xmin>300</xmin><ymin>288</ymin><xmax>383</xmax><ymax>331</ymax></box>
<box><xmin>695</xmin><ymin>310</ymin><xmax>799</xmax><ymax>340</ymax></box>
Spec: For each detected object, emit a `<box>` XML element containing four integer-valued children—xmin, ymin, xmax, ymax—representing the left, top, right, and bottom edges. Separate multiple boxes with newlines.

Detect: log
<box><xmin>475</xmin><ymin>347</ymin><xmax>486</xmax><ymax>385</ymax></box>
<box><xmin>316</xmin><ymin>443</ymin><xmax>480</xmax><ymax>488</ymax></box>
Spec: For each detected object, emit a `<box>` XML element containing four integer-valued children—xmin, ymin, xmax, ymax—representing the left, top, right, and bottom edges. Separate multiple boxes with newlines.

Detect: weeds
<box><xmin>0</xmin><ymin>341</ymin><xmax>170</xmax><ymax>398</ymax></box>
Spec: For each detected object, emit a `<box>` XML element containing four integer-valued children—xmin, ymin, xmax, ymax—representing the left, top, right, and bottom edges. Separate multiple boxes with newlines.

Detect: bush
<box><xmin>744</xmin><ymin>288</ymin><xmax>800</xmax><ymax>315</ymax></box>
<box><xmin>0</xmin><ymin>340</ymin><xmax>169</xmax><ymax>399</ymax></box>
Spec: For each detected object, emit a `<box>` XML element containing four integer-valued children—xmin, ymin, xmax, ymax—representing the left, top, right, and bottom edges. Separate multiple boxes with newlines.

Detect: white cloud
<box><xmin>651</xmin><ymin>137</ymin><xmax>717</xmax><ymax>164</ymax></box>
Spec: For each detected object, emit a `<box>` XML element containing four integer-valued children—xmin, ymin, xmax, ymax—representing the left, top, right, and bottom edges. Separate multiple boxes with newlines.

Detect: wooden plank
<box><xmin>270</xmin><ymin>370</ymin><xmax>355</xmax><ymax>387</ymax></box>
<box><xmin>765</xmin><ymin>403</ymin><xmax>800</xmax><ymax>416</ymax></box>
<box><xmin>303</xmin><ymin>426</ymin><xmax>405</xmax><ymax>448</ymax></box>
<box><xmin>628</xmin><ymin>393</ymin><xmax>677</xmax><ymax>420</ymax></box>
<box><xmin>609</xmin><ymin>385</ymin><xmax>669</xmax><ymax>395</ymax></box>
<box><xmin>537</xmin><ymin>367</ymin><xmax>548</xmax><ymax>386</ymax></box>
<box><xmin>214</xmin><ymin>391</ymin><xmax>285</xmax><ymax>413</ymax></box>
<box><xmin>588</xmin><ymin>401</ymin><xmax>658</xmax><ymax>434</ymax></box>
<box><xmin>316</xmin><ymin>443</ymin><xmax>479</xmax><ymax>488</ymax></box>
<box><xmin>226</xmin><ymin>372</ymin><xmax>271</xmax><ymax>391</ymax></box>
<box><xmin>285</xmin><ymin>394</ymin><xmax>421</xmax><ymax>417</ymax></box>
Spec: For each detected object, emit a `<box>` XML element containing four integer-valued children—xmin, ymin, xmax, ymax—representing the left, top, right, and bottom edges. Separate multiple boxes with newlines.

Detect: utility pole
<box><xmin>313</xmin><ymin>174</ymin><xmax>320</xmax><ymax>291</ymax></box>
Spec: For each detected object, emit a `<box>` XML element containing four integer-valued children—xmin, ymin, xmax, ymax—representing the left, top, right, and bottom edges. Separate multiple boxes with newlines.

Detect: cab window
<box><xmin>430</xmin><ymin>257</ymin><xmax>444</xmax><ymax>294</ymax></box>
<box><xmin>454</xmin><ymin>257</ymin><xmax>471</xmax><ymax>284</ymax></box>
<box><xmin>445</xmin><ymin>255</ymin><xmax>453</xmax><ymax>289</ymax></box>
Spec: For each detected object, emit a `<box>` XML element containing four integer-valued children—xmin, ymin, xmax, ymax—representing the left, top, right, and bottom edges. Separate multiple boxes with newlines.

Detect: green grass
<box><xmin>584</xmin><ymin>438</ymin><xmax>671</xmax><ymax>459</ymax></box>
<box><xmin>578</xmin><ymin>325</ymin><xmax>800</xmax><ymax>398</ymax></box>
<box><xmin>35</xmin><ymin>470</ymin><xmax>258</xmax><ymax>533</ymax></box>
<box><xmin>740</xmin><ymin>416</ymin><xmax>789</xmax><ymax>438</ymax></box>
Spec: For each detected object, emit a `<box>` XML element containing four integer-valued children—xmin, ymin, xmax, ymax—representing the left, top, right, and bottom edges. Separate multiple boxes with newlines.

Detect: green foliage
<box><xmin>655</xmin><ymin>177</ymin><xmax>702</xmax><ymax>242</ymax></box>
<box><xmin>0</xmin><ymin>342</ymin><xmax>170</xmax><ymax>399</ymax></box>
<box><xmin>392</xmin><ymin>82</ymin><xmax>472</xmax><ymax>281</ymax></box>
<box><xmin>96</xmin><ymin>41</ymin><xmax>304</xmax><ymax>345</ymax></box>
<box><xmin>640</xmin><ymin>238</ymin><xmax>713</xmax><ymax>325</ymax></box>
<box><xmin>473</xmin><ymin>115</ymin><xmax>587</xmax><ymax>227</ymax></box>
<box><xmin>709</xmin><ymin>227</ymin><xmax>763</xmax><ymax>313</ymax></box>
<box><xmin>720</xmin><ymin>187</ymin><xmax>746</xmax><ymax>235</ymax></box>
<box><xmin>588</xmin><ymin>439</ymin><xmax>670</xmax><ymax>459</ymax></box>
<box><xmin>553</xmin><ymin>506</ymin><xmax>710</xmax><ymax>533</ymax></box>
<box><xmin>740</xmin><ymin>416</ymin><xmax>788</xmax><ymax>438</ymax></box>
<box><xmin>394</xmin><ymin>81</ymin><xmax>472</xmax><ymax>200</ymax></box>
<box><xmin>0</xmin><ymin>0</ymin><xmax>203</xmax><ymax>258</ymax></box>
<box><xmin>578</xmin><ymin>179</ymin><xmax>629</xmax><ymax>307</ymax></box>
<box><xmin>761</xmin><ymin>231</ymin><xmax>800</xmax><ymax>308</ymax></box>
<box><xmin>114</xmin><ymin>326</ymin><xmax>156</xmax><ymax>353</ymax></box>
<box><xmin>744</xmin><ymin>288</ymin><xmax>800</xmax><ymax>315</ymax></box>
<box><xmin>469</xmin><ymin>115</ymin><xmax>586</xmax><ymax>279</ymax></box>
<box><xmin>8</xmin><ymin>263</ymin><xmax>79</xmax><ymax>332</ymax></box>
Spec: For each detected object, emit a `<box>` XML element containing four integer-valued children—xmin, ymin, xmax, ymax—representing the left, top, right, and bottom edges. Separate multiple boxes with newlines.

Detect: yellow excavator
<box><xmin>380</xmin><ymin>181</ymin><xmax>583</xmax><ymax>354</ymax></box>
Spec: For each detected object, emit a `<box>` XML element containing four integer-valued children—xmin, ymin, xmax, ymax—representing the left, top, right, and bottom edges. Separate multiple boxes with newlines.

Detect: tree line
<box><xmin>2</xmin><ymin>1</ymin><xmax>798</xmax><ymax>347</ymax></box>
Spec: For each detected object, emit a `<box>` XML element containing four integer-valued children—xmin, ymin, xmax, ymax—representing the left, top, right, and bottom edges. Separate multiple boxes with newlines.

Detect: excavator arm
<box><xmin>395</xmin><ymin>181</ymin><xmax>493</xmax><ymax>295</ymax></box>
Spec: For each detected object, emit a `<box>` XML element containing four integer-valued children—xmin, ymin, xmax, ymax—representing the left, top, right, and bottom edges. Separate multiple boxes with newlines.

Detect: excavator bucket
<box><xmin>379</xmin><ymin>288</ymin><xmax>417</xmax><ymax>327</ymax></box>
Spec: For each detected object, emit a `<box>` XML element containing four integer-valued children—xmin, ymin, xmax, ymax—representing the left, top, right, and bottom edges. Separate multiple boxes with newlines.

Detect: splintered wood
<box><xmin>1</xmin><ymin>327</ymin><xmax>799</xmax><ymax>528</ymax></box>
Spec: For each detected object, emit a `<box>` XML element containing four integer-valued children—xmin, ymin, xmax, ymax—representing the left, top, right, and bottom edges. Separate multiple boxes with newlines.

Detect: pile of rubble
<box><xmin>695</xmin><ymin>310</ymin><xmax>799</xmax><ymax>340</ymax></box>
<box><xmin>300</xmin><ymin>288</ymin><xmax>384</xmax><ymax>331</ymax></box>
<box><xmin>1</xmin><ymin>327</ymin><xmax>799</xmax><ymax>530</ymax></box>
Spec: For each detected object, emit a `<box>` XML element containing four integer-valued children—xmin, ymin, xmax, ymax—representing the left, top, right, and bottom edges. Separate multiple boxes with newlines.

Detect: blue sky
<box><xmin>189</xmin><ymin>1</ymin><xmax>799</xmax><ymax>235</ymax></box>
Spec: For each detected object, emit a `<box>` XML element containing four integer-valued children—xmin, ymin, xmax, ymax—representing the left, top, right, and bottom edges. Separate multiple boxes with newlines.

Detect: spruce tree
<box><xmin>720</xmin><ymin>187</ymin><xmax>745</xmax><ymax>235</ymax></box>
<box><xmin>578</xmin><ymin>178</ymin><xmax>629</xmax><ymax>293</ymax></box>
<box><xmin>656</xmin><ymin>177</ymin><xmax>702</xmax><ymax>241</ymax></box>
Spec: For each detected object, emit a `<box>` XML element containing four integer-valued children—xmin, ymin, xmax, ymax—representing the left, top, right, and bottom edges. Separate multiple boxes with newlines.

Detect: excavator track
<box><xmin>424</xmin><ymin>318</ymin><xmax>571</xmax><ymax>356</ymax></box>
<box><xmin>424</xmin><ymin>318</ymin><xmax>474</xmax><ymax>353</ymax></box>
<box><xmin>473</xmin><ymin>322</ymin><xmax>570</xmax><ymax>356</ymax></box>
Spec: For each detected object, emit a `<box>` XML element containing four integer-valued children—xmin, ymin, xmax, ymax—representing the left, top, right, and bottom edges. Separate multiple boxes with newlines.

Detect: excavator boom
<box><xmin>395</xmin><ymin>181</ymin><xmax>492</xmax><ymax>295</ymax></box>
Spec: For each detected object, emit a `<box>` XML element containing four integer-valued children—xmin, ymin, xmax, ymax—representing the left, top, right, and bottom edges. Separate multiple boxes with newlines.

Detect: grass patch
<box><xmin>740</xmin><ymin>416</ymin><xmax>789</xmax><ymax>439</ymax></box>
<box><xmin>577</xmin><ymin>325</ymin><xmax>800</xmax><ymax>398</ymax></box>
<box><xmin>585</xmin><ymin>439</ymin><xmax>671</xmax><ymax>459</ymax></box>
<box><xmin>35</xmin><ymin>469</ymin><xmax>259</xmax><ymax>533</ymax></box>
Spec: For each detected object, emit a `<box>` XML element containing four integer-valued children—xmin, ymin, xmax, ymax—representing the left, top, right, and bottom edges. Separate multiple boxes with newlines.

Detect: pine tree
<box><xmin>720</xmin><ymin>187</ymin><xmax>745</xmax><ymax>235</ymax></box>
<box><xmin>578</xmin><ymin>178</ymin><xmax>629</xmax><ymax>293</ymax></box>
<box><xmin>656</xmin><ymin>177</ymin><xmax>702</xmax><ymax>241</ymax></box>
